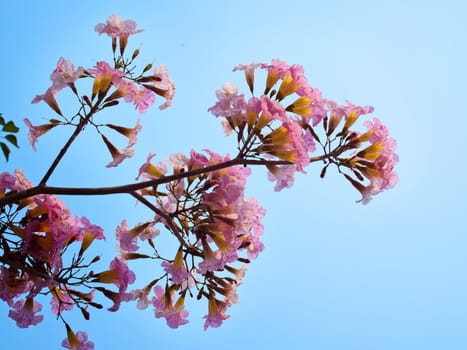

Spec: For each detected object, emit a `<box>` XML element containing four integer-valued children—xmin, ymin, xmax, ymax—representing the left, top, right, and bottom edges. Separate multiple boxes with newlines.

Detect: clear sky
<box><xmin>1</xmin><ymin>1</ymin><xmax>467</xmax><ymax>349</ymax></box>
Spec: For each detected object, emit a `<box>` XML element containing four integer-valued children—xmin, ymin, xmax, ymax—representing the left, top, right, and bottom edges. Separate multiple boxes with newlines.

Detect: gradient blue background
<box><xmin>1</xmin><ymin>1</ymin><xmax>466</xmax><ymax>349</ymax></box>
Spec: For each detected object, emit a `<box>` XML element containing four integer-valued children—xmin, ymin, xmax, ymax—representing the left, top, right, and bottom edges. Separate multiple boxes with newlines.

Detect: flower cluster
<box><xmin>209</xmin><ymin>60</ymin><xmax>398</xmax><ymax>202</ymax></box>
<box><xmin>209</xmin><ymin>59</ymin><xmax>326</xmax><ymax>190</ymax></box>
<box><xmin>25</xmin><ymin>14</ymin><xmax>175</xmax><ymax>167</ymax></box>
<box><xmin>129</xmin><ymin>149</ymin><xmax>265</xmax><ymax>329</ymax></box>
<box><xmin>345</xmin><ymin>117</ymin><xmax>399</xmax><ymax>203</ymax></box>
<box><xmin>0</xmin><ymin>169</ymin><xmax>135</xmax><ymax>349</ymax></box>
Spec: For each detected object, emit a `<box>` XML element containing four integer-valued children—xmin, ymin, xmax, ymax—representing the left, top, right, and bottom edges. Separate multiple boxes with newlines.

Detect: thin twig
<box><xmin>129</xmin><ymin>191</ymin><xmax>201</xmax><ymax>256</ymax></box>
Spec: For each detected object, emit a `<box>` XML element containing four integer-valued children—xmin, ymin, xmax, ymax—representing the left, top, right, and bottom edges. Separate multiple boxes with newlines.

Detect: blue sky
<box><xmin>1</xmin><ymin>1</ymin><xmax>467</xmax><ymax>349</ymax></box>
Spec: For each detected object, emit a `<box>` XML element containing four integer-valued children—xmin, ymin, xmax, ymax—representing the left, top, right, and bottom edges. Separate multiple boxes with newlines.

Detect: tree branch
<box><xmin>0</xmin><ymin>154</ymin><xmax>337</xmax><ymax>208</ymax></box>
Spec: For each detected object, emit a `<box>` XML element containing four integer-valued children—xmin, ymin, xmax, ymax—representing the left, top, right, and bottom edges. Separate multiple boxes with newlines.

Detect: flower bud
<box><xmin>143</xmin><ymin>63</ymin><xmax>153</xmax><ymax>73</ymax></box>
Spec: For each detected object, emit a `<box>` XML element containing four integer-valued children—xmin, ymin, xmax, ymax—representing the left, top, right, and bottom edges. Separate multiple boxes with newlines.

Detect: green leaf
<box><xmin>0</xmin><ymin>114</ymin><xmax>5</xmax><ymax>125</ymax></box>
<box><xmin>3</xmin><ymin>121</ymin><xmax>19</xmax><ymax>133</ymax></box>
<box><xmin>0</xmin><ymin>142</ymin><xmax>10</xmax><ymax>161</ymax></box>
<box><xmin>5</xmin><ymin>134</ymin><xmax>18</xmax><ymax>148</ymax></box>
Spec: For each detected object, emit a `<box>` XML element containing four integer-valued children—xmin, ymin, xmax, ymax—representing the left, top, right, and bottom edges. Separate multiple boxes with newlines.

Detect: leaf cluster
<box><xmin>0</xmin><ymin>113</ymin><xmax>19</xmax><ymax>161</ymax></box>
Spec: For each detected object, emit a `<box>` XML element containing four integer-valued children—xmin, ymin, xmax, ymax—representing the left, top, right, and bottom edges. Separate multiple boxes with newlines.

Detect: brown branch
<box><xmin>40</xmin><ymin>100</ymin><xmax>102</xmax><ymax>186</ymax></box>
<box><xmin>0</xmin><ymin>154</ymin><xmax>336</xmax><ymax>208</ymax></box>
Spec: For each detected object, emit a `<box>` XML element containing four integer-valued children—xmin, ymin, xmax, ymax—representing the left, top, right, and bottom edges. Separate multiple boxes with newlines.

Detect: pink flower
<box><xmin>225</xmin><ymin>264</ymin><xmax>248</xmax><ymax>284</ymax></box>
<box><xmin>136</xmin><ymin>153</ymin><xmax>167</xmax><ymax>180</ymax></box>
<box><xmin>115</xmin><ymin>220</ymin><xmax>154</xmax><ymax>252</ymax></box>
<box><xmin>203</xmin><ymin>298</ymin><xmax>229</xmax><ymax>330</ymax></box>
<box><xmin>303</xmin><ymin>127</ymin><xmax>316</xmax><ymax>153</ymax></box>
<box><xmin>203</xmin><ymin>164</ymin><xmax>250</xmax><ymax>209</ymax></box>
<box><xmin>346</xmin><ymin>117</ymin><xmax>398</xmax><ymax>203</ymax></box>
<box><xmin>152</xmin><ymin>285</ymin><xmax>189</xmax><ymax>328</ymax></box>
<box><xmin>50</xmin><ymin>57</ymin><xmax>83</xmax><ymax>91</ymax></box>
<box><xmin>92</xmin><ymin>258</ymin><xmax>135</xmax><ymax>311</ymax></box>
<box><xmin>88</xmin><ymin>61</ymin><xmax>125</xmax><ymax>86</ymax></box>
<box><xmin>189</xmin><ymin>149</ymin><xmax>210</xmax><ymax>168</ymax></box>
<box><xmin>131</xmin><ymin>86</ymin><xmax>156</xmax><ymax>113</ymax></box>
<box><xmin>0</xmin><ymin>172</ymin><xmax>16</xmax><ymax>193</ymax></box>
<box><xmin>263</xmin><ymin>59</ymin><xmax>290</xmax><ymax>93</ymax></box>
<box><xmin>61</xmin><ymin>331</ymin><xmax>94</xmax><ymax>350</ymax></box>
<box><xmin>262</xmin><ymin>60</ymin><xmax>312</xmax><ymax>100</ymax></box>
<box><xmin>31</xmin><ymin>57</ymin><xmax>82</xmax><ymax>111</ymax></box>
<box><xmin>95</xmin><ymin>15</ymin><xmax>142</xmax><ymax>38</ymax></box>
<box><xmin>31</xmin><ymin>87</ymin><xmax>62</xmax><ymax>115</ymax></box>
<box><xmin>109</xmin><ymin>257</ymin><xmax>136</xmax><ymax>293</ymax></box>
<box><xmin>8</xmin><ymin>298</ymin><xmax>44</xmax><ymax>328</ymax></box>
<box><xmin>259</xmin><ymin>95</ymin><xmax>288</xmax><ymax>122</ymax></box>
<box><xmin>326</xmin><ymin>100</ymin><xmax>374</xmax><ymax>131</ymax></box>
<box><xmin>233</xmin><ymin>62</ymin><xmax>262</xmax><ymax>93</ymax></box>
<box><xmin>208</xmin><ymin>89</ymin><xmax>247</xmax><ymax>118</ymax></box>
<box><xmin>197</xmin><ymin>241</ymin><xmax>227</xmax><ymax>274</ymax></box>
<box><xmin>167</xmin><ymin>153</ymin><xmax>189</xmax><ymax>170</ymax></box>
<box><xmin>14</xmin><ymin>169</ymin><xmax>34</xmax><ymax>191</ymax></box>
<box><xmin>127</xmin><ymin>286</ymin><xmax>152</xmax><ymax>310</ymax></box>
<box><xmin>116</xmin><ymin>220</ymin><xmax>138</xmax><ymax>252</ymax></box>
<box><xmin>139</xmin><ymin>223</ymin><xmax>160</xmax><ymax>241</ymax></box>
<box><xmin>50</xmin><ymin>287</ymin><xmax>74</xmax><ymax>315</ymax></box>
<box><xmin>77</xmin><ymin>216</ymin><xmax>105</xmax><ymax>241</ymax></box>
<box><xmin>105</xmin><ymin>119</ymin><xmax>142</xmax><ymax>148</ymax></box>
<box><xmin>0</xmin><ymin>267</ymin><xmax>33</xmax><ymax>306</ymax></box>
<box><xmin>153</xmin><ymin>64</ymin><xmax>176</xmax><ymax>110</ymax></box>
<box><xmin>282</xmin><ymin>119</ymin><xmax>310</xmax><ymax>172</ymax></box>
<box><xmin>161</xmin><ymin>249</ymin><xmax>191</xmax><ymax>285</ymax></box>
<box><xmin>105</xmin><ymin>144</ymin><xmax>134</xmax><ymax>168</ymax></box>
<box><xmin>362</xmin><ymin>118</ymin><xmax>398</xmax><ymax>191</ymax></box>
<box><xmin>238</xmin><ymin>197</ymin><xmax>266</xmax><ymax>260</ymax></box>
<box><xmin>21</xmin><ymin>194</ymin><xmax>78</xmax><ymax>269</ymax></box>
<box><xmin>267</xmin><ymin>164</ymin><xmax>296</xmax><ymax>191</ymax></box>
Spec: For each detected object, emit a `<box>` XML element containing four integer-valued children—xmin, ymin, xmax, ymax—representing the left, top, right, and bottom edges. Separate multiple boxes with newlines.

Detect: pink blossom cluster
<box><xmin>134</xmin><ymin>149</ymin><xmax>266</xmax><ymax>329</ymax></box>
<box><xmin>0</xmin><ymin>170</ymin><xmax>105</xmax><ymax>345</ymax></box>
<box><xmin>209</xmin><ymin>60</ymin><xmax>399</xmax><ymax>199</ymax></box>
<box><xmin>86</xmin><ymin>60</ymin><xmax>175</xmax><ymax>113</ymax></box>
<box><xmin>209</xmin><ymin>59</ymin><xmax>326</xmax><ymax>190</ymax></box>
<box><xmin>348</xmin><ymin>117</ymin><xmax>399</xmax><ymax>203</ymax></box>
<box><xmin>26</xmin><ymin>15</ymin><xmax>175</xmax><ymax>169</ymax></box>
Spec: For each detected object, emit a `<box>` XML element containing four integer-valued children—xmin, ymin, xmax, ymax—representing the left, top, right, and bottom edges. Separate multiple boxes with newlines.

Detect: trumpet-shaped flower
<box><xmin>233</xmin><ymin>62</ymin><xmax>262</xmax><ymax>93</ymax></box>
<box><xmin>203</xmin><ymin>298</ymin><xmax>229</xmax><ymax>330</ymax></box>
<box><xmin>0</xmin><ymin>267</ymin><xmax>33</xmax><ymax>306</ymax></box>
<box><xmin>362</xmin><ymin>118</ymin><xmax>398</xmax><ymax>190</ymax></box>
<box><xmin>346</xmin><ymin>117</ymin><xmax>398</xmax><ymax>203</ymax></box>
<box><xmin>31</xmin><ymin>57</ymin><xmax>83</xmax><ymax>112</ymax></box>
<box><xmin>50</xmin><ymin>57</ymin><xmax>83</xmax><ymax>91</ymax></box>
<box><xmin>50</xmin><ymin>287</ymin><xmax>74</xmax><ymax>315</ymax></box>
<box><xmin>153</xmin><ymin>64</ymin><xmax>176</xmax><ymax>110</ymax></box>
<box><xmin>8</xmin><ymin>298</ymin><xmax>44</xmax><ymax>328</ymax></box>
<box><xmin>0</xmin><ymin>172</ymin><xmax>16</xmax><ymax>193</ymax></box>
<box><xmin>136</xmin><ymin>153</ymin><xmax>167</xmax><ymax>180</ymax></box>
<box><xmin>95</xmin><ymin>15</ymin><xmax>142</xmax><ymax>39</ymax></box>
<box><xmin>61</xmin><ymin>330</ymin><xmax>94</xmax><ymax>350</ymax></box>
<box><xmin>267</xmin><ymin>164</ymin><xmax>296</xmax><ymax>191</ymax></box>
<box><xmin>109</xmin><ymin>257</ymin><xmax>136</xmax><ymax>292</ymax></box>
<box><xmin>116</xmin><ymin>220</ymin><xmax>139</xmax><ymax>252</ymax></box>
<box><xmin>161</xmin><ymin>249</ymin><xmax>191</xmax><ymax>284</ymax></box>
<box><xmin>152</xmin><ymin>286</ymin><xmax>189</xmax><ymax>328</ymax></box>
